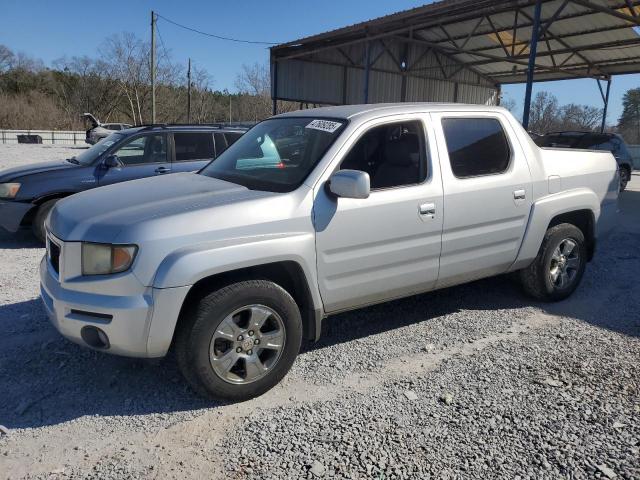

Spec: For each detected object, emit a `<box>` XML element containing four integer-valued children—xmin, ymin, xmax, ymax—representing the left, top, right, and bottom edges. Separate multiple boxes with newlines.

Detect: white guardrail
<box><xmin>0</xmin><ymin>130</ymin><xmax>86</xmax><ymax>145</ymax></box>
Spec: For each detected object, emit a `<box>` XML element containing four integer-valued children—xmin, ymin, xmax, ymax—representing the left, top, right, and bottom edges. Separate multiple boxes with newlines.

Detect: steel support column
<box><xmin>400</xmin><ymin>40</ymin><xmax>409</xmax><ymax>102</ymax></box>
<box><xmin>522</xmin><ymin>0</ymin><xmax>542</xmax><ymax>130</ymax></box>
<box><xmin>601</xmin><ymin>78</ymin><xmax>611</xmax><ymax>133</ymax></box>
<box><xmin>272</xmin><ymin>60</ymin><xmax>278</xmax><ymax>116</ymax></box>
<box><xmin>364</xmin><ymin>40</ymin><xmax>371</xmax><ymax>103</ymax></box>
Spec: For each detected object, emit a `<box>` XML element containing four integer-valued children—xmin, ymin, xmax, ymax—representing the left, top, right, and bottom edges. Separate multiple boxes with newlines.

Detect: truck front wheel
<box><xmin>175</xmin><ymin>280</ymin><xmax>302</xmax><ymax>401</ymax></box>
<box><xmin>519</xmin><ymin>223</ymin><xmax>587</xmax><ymax>301</ymax></box>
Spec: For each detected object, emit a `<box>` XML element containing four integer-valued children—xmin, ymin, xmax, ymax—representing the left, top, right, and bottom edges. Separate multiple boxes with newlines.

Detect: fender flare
<box><xmin>510</xmin><ymin>188</ymin><xmax>600</xmax><ymax>271</ymax></box>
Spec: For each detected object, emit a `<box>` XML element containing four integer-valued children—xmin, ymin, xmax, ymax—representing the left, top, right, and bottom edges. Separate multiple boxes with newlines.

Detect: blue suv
<box><xmin>0</xmin><ymin>124</ymin><xmax>246</xmax><ymax>242</ymax></box>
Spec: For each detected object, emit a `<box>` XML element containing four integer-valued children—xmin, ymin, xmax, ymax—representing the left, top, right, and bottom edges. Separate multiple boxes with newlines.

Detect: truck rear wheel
<box><xmin>175</xmin><ymin>280</ymin><xmax>302</xmax><ymax>401</ymax></box>
<box><xmin>519</xmin><ymin>223</ymin><xmax>587</xmax><ymax>302</ymax></box>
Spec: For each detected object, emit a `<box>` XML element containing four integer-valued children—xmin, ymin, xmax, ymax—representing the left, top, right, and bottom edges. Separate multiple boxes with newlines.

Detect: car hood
<box><xmin>48</xmin><ymin>172</ymin><xmax>276</xmax><ymax>242</ymax></box>
<box><xmin>0</xmin><ymin>159</ymin><xmax>77</xmax><ymax>182</ymax></box>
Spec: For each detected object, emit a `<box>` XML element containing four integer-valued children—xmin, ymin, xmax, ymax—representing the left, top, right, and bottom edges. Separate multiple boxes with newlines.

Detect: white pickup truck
<box><xmin>41</xmin><ymin>104</ymin><xmax>619</xmax><ymax>401</ymax></box>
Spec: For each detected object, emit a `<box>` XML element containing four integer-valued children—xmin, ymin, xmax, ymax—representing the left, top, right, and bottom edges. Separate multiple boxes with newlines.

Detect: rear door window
<box><xmin>173</xmin><ymin>132</ymin><xmax>215</xmax><ymax>162</ymax></box>
<box><xmin>225</xmin><ymin>132</ymin><xmax>242</xmax><ymax>147</ymax></box>
<box><xmin>442</xmin><ymin>118</ymin><xmax>510</xmax><ymax>178</ymax></box>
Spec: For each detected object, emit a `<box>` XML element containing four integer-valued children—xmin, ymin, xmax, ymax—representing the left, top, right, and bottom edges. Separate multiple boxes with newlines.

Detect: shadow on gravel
<box><xmin>306</xmin><ymin>274</ymin><xmax>529</xmax><ymax>353</ymax></box>
<box><xmin>0</xmin><ymin>228</ymin><xmax>41</xmax><ymax>250</ymax></box>
<box><xmin>1</xmin><ymin>190</ymin><xmax>638</xmax><ymax>430</ymax></box>
<box><xmin>0</xmin><ymin>299</ymin><xmax>217</xmax><ymax>430</ymax></box>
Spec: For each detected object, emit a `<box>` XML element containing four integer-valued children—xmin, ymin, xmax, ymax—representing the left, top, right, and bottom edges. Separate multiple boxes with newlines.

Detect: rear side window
<box><xmin>442</xmin><ymin>118</ymin><xmax>510</xmax><ymax>178</ymax></box>
<box><xmin>225</xmin><ymin>132</ymin><xmax>242</xmax><ymax>147</ymax></box>
<box><xmin>214</xmin><ymin>133</ymin><xmax>228</xmax><ymax>156</ymax></box>
<box><xmin>174</xmin><ymin>132</ymin><xmax>214</xmax><ymax>162</ymax></box>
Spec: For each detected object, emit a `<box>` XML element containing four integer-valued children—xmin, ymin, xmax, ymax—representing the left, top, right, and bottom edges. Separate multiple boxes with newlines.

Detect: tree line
<box><xmin>2</xmin><ymin>33</ymin><xmax>640</xmax><ymax>141</ymax></box>
<box><xmin>0</xmin><ymin>33</ymin><xmax>287</xmax><ymax>131</ymax></box>
<box><xmin>504</xmin><ymin>89</ymin><xmax>640</xmax><ymax>143</ymax></box>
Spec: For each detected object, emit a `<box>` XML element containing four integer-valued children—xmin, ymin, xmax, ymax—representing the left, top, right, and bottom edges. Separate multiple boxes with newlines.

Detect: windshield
<box><xmin>75</xmin><ymin>133</ymin><xmax>124</xmax><ymax>165</ymax></box>
<box><xmin>536</xmin><ymin>133</ymin><xmax>616</xmax><ymax>151</ymax></box>
<box><xmin>199</xmin><ymin>117</ymin><xmax>346</xmax><ymax>192</ymax></box>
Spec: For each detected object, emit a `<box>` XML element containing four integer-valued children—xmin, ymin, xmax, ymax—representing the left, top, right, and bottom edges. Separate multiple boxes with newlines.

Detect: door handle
<box><xmin>155</xmin><ymin>166</ymin><xmax>171</xmax><ymax>174</ymax></box>
<box><xmin>419</xmin><ymin>202</ymin><xmax>436</xmax><ymax>216</ymax></box>
<box><xmin>513</xmin><ymin>189</ymin><xmax>526</xmax><ymax>200</ymax></box>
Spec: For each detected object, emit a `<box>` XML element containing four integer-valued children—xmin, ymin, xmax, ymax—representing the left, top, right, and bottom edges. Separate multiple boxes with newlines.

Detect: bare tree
<box><xmin>559</xmin><ymin>103</ymin><xmax>602</xmax><ymax>131</ymax></box>
<box><xmin>234</xmin><ymin>62</ymin><xmax>271</xmax><ymax>121</ymax></box>
<box><xmin>0</xmin><ymin>45</ymin><xmax>15</xmax><ymax>73</ymax></box>
<box><xmin>53</xmin><ymin>55</ymin><xmax>122</xmax><ymax>127</ymax></box>
<box><xmin>528</xmin><ymin>91</ymin><xmax>560</xmax><ymax>133</ymax></box>
<box><xmin>500</xmin><ymin>96</ymin><xmax>517</xmax><ymax>114</ymax></box>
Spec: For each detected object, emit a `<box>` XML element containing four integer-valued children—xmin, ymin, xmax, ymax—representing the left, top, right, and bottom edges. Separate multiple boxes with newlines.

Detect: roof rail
<box><xmin>135</xmin><ymin>122</ymin><xmax>254</xmax><ymax>130</ymax></box>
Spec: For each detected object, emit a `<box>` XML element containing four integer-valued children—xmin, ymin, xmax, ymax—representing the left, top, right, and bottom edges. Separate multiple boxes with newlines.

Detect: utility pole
<box><xmin>229</xmin><ymin>96</ymin><xmax>232</xmax><ymax>123</ymax></box>
<box><xmin>151</xmin><ymin>10</ymin><xmax>156</xmax><ymax>124</ymax></box>
<box><xmin>187</xmin><ymin>58</ymin><xmax>192</xmax><ymax>123</ymax></box>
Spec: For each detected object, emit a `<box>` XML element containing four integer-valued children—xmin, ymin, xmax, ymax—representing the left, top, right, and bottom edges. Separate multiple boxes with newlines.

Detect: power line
<box><xmin>156</xmin><ymin>13</ymin><xmax>279</xmax><ymax>45</ymax></box>
<box><xmin>155</xmin><ymin>22</ymin><xmax>172</xmax><ymax>63</ymax></box>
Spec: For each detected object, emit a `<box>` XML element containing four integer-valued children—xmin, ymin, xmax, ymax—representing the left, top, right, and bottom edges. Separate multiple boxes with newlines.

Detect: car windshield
<box><xmin>537</xmin><ymin>133</ymin><xmax>616</xmax><ymax>152</ymax></box>
<box><xmin>536</xmin><ymin>134</ymin><xmax>582</xmax><ymax>148</ymax></box>
<box><xmin>199</xmin><ymin>117</ymin><xmax>346</xmax><ymax>192</ymax></box>
<box><xmin>74</xmin><ymin>133</ymin><xmax>124</xmax><ymax>165</ymax></box>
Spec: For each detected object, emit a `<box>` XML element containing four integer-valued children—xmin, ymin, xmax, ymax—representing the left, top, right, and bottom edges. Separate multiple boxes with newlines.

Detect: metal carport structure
<box><xmin>270</xmin><ymin>0</ymin><xmax>640</xmax><ymax>131</ymax></box>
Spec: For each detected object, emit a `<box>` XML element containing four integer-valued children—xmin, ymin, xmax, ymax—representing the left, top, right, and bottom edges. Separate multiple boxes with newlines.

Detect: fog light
<box><xmin>81</xmin><ymin>326</ymin><xmax>110</xmax><ymax>349</ymax></box>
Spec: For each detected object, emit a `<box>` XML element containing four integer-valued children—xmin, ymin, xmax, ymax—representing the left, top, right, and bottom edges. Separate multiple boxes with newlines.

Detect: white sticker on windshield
<box><xmin>305</xmin><ymin>119</ymin><xmax>343</xmax><ymax>133</ymax></box>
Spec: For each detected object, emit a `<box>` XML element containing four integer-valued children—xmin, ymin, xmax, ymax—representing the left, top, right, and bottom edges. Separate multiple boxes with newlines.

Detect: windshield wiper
<box><xmin>66</xmin><ymin>157</ymin><xmax>80</xmax><ymax>165</ymax></box>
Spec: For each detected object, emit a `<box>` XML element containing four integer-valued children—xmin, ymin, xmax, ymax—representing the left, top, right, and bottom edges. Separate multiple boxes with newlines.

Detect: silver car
<box><xmin>41</xmin><ymin>104</ymin><xmax>618</xmax><ymax>401</ymax></box>
<box><xmin>82</xmin><ymin>113</ymin><xmax>132</xmax><ymax>145</ymax></box>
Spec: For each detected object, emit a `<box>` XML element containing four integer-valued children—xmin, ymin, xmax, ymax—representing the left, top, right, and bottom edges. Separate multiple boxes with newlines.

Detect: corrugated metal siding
<box><xmin>276</xmin><ymin>60</ymin><xmax>344</xmax><ymax>104</ymax></box>
<box><xmin>276</xmin><ymin>58</ymin><xmax>497</xmax><ymax>106</ymax></box>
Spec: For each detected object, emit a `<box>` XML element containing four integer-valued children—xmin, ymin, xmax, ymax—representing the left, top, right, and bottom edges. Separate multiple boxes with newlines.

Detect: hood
<box><xmin>49</xmin><ymin>172</ymin><xmax>276</xmax><ymax>242</ymax></box>
<box><xmin>82</xmin><ymin>113</ymin><xmax>100</xmax><ymax>128</ymax></box>
<box><xmin>0</xmin><ymin>159</ymin><xmax>77</xmax><ymax>182</ymax></box>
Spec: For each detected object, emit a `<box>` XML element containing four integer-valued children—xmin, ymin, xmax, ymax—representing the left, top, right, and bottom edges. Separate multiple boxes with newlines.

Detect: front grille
<box><xmin>48</xmin><ymin>239</ymin><xmax>60</xmax><ymax>275</ymax></box>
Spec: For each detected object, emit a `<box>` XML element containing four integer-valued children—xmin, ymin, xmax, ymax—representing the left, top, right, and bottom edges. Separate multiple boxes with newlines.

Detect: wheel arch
<box><xmin>547</xmin><ymin>209</ymin><xmax>595</xmax><ymax>260</ymax></box>
<box><xmin>20</xmin><ymin>192</ymin><xmax>75</xmax><ymax>227</ymax></box>
<box><xmin>165</xmin><ymin>260</ymin><xmax>323</xmax><ymax>355</ymax></box>
<box><xmin>510</xmin><ymin>188</ymin><xmax>600</xmax><ymax>271</ymax></box>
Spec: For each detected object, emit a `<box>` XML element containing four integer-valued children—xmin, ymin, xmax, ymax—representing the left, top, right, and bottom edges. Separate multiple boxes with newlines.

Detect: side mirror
<box><xmin>328</xmin><ymin>170</ymin><xmax>370</xmax><ymax>199</ymax></box>
<box><xmin>104</xmin><ymin>154</ymin><xmax>121</xmax><ymax>168</ymax></box>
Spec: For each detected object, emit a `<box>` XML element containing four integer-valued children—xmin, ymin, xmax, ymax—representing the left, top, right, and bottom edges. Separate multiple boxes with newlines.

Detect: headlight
<box><xmin>82</xmin><ymin>243</ymin><xmax>138</xmax><ymax>275</ymax></box>
<box><xmin>0</xmin><ymin>183</ymin><xmax>20</xmax><ymax>199</ymax></box>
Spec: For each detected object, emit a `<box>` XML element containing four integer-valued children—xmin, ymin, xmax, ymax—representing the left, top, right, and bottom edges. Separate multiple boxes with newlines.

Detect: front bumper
<box><xmin>39</xmin><ymin>255</ymin><xmax>190</xmax><ymax>358</ymax></box>
<box><xmin>0</xmin><ymin>199</ymin><xmax>33</xmax><ymax>232</ymax></box>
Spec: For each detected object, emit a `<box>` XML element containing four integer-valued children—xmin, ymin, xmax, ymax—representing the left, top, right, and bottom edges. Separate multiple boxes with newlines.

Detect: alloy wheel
<box><xmin>208</xmin><ymin>305</ymin><xmax>286</xmax><ymax>384</ymax></box>
<box><xmin>549</xmin><ymin>238</ymin><xmax>581</xmax><ymax>289</ymax></box>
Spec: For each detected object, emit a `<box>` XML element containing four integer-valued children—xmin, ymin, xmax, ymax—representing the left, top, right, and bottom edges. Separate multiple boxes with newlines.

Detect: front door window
<box><xmin>114</xmin><ymin>135</ymin><xmax>167</xmax><ymax>165</ymax></box>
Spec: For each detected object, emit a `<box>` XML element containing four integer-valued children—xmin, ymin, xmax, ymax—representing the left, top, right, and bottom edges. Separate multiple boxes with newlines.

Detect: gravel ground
<box><xmin>0</xmin><ymin>144</ymin><xmax>638</xmax><ymax>479</ymax></box>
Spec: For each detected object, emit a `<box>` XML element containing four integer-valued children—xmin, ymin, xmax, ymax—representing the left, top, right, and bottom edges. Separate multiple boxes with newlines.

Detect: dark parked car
<box><xmin>0</xmin><ymin>124</ymin><xmax>246</xmax><ymax>242</ymax></box>
<box><xmin>535</xmin><ymin>131</ymin><xmax>633</xmax><ymax>191</ymax></box>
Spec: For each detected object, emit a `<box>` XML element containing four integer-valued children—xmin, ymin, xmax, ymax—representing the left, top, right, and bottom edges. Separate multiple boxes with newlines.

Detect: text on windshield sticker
<box><xmin>305</xmin><ymin>119</ymin><xmax>343</xmax><ymax>133</ymax></box>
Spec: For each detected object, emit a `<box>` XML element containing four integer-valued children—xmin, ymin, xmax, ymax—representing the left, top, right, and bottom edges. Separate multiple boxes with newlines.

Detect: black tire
<box><xmin>32</xmin><ymin>198</ymin><xmax>59</xmax><ymax>243</ymax></box>
<box><xmin>619</xmin><ymin>166</ymin><xmax>630</xmax><ymax>192</ymax></box>
<box><xmin>175</xmin><ymin>280</ymin><xmax>302</xmax><ymax>401</ymax></box>
<box><xmin>519</xmin><ymin>223</ymin><xmax>587</xmax><ymax>302</ymax></box>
